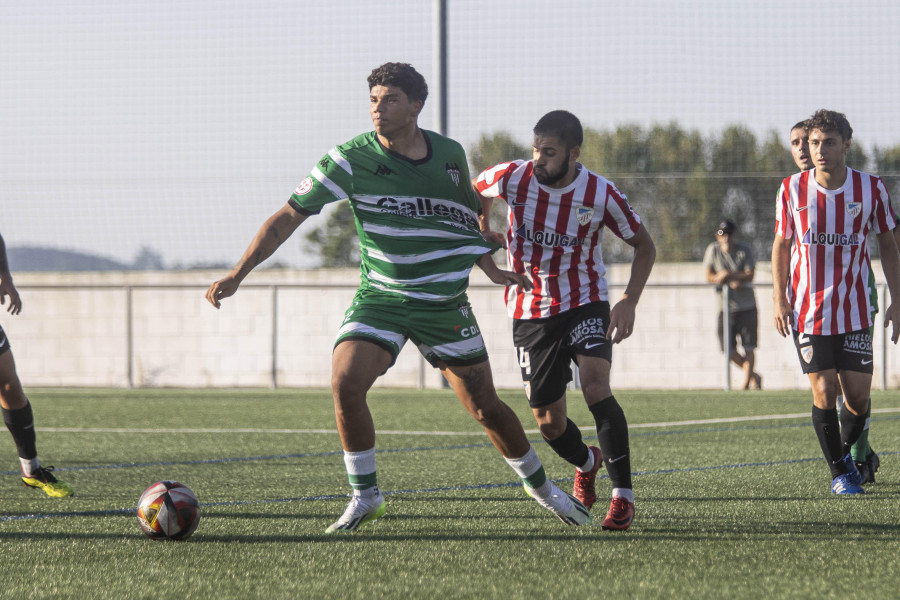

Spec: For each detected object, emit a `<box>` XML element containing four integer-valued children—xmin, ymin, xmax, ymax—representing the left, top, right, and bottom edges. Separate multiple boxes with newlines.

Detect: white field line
<box><xmin>36</xmin><ymin>407</ymin><xmax>900</xmax><ymax>436</ymax></box>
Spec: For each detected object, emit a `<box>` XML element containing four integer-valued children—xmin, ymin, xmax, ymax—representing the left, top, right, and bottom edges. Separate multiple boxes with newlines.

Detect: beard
<box><xmin>533</xmin><ymin>162</ymin><xmax>568</xmax><ymax>186</ymax></box>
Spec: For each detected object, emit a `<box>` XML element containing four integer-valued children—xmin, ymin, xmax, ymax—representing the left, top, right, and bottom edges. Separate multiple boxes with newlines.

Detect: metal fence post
<box><xmin>271</xmin><ymin>285</ymin><xmax>278</xmax><ymax>389</ymax></box>
<box><xmin>722</xmin><ymin>286</ymin><xmax>731</xmax><ymax>391</ymax></box>
<box><xmin>126</xmin><ymin>286</ymin><xmax>134</xmax><ymax>389</ymax></box>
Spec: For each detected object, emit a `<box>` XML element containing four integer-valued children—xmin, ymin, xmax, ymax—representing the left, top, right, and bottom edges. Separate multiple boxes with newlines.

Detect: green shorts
<box><xmin>334</xmin><ymin>289</ymin><xmax>489</xmax><ymax>368</ymax></box>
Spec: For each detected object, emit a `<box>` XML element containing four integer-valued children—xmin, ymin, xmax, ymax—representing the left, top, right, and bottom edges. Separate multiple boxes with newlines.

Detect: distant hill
<box><xmin>8</xmin><ymin>246</ymin><xmax>131</xmax><ymax>271</ymax></box>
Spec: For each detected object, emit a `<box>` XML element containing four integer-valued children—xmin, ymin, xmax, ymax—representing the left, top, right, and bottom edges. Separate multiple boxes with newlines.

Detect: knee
<box><xmin>469</xmin><ymin>395</ymin><xmax>509</xmax><ymax>428</ymax></box>
<box><xmin>581</xmin><ymin>381</ymin><xmax>611</xmax><ymax>403</ymax></box>
<box><xmin>537</xmin><ymin>418</ymin><xmax>566</xmax><ymax>441</ymax></box>
<box><xmin>331</xmin><ymin>371</ymin><xmax>368</xmax><ymax>406</ymax></box>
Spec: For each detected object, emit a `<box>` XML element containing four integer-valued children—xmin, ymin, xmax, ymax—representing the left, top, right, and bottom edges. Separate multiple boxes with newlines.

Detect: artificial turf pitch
<box><xmin>1</xmin><ymin>388</ymin><xmax>898</xmax><ymax>599</ymax></box>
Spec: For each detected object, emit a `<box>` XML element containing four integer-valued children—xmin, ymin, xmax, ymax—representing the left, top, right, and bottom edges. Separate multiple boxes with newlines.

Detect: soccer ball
<box><xmin>136</xmin><ymin>481</ymin><xmax>201</xmax><ymax>541</ymax></box>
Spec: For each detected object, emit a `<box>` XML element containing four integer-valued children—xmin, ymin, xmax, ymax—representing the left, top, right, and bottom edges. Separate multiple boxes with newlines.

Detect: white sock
<box><xmin>20</xmin><ymin>456</ymin><xmax>40</xmax><ymax>477</ymax></box>
<box><xmin>505</xmin><ymin>446</ymin><xmax>557</xmax><ymax>501</ymax></box>
<box><xmin>577</xmin><ymin>450</ymin><xmax>595</xmax><ymax>473</ymax></box>
<box><xmin>343</xmin><ymin>448</ymin><xmax>378</xmax><ymax>496</ymax></box>
<box><xmin>613</xmin><ymin>487</ymin><xmax>634</xmax><ymax>503</ymax></box>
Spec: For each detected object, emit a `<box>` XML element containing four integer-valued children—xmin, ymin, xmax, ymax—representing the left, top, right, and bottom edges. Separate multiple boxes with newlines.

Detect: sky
<box><xmin>2</xmin><ymin>0</ymin><xmax>899</xmax><ymax>269</ymax></box>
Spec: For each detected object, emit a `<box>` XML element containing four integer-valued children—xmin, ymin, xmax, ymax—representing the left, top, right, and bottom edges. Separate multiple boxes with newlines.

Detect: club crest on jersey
<box><xmin>457</xmin><ymin>303</ymin><xmax>469</xmax><ymax>319</ymax></box>
<box><xmin>446</xmin><ymin>163</ymin><xmax>461</xmax><ymax>186</ymax></box>
<box><xmin>576</xmin><ymin>207</ymin><xmax>594</xmax><ymax>226</ymax></box>
<box><xmin>847</xmin><ymin>202</ymin><xmax>862</xmax><ymax>218</ymax></box>
<box><xmin>294</xmin><ymin>177</ymin><xmax>313</xmax><ymax>196</ymax></box>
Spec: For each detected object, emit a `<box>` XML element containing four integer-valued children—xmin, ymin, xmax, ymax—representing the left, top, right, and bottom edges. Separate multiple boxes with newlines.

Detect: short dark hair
<box><xmin>533</xmin><ymin>110</ymin><xmax>583</xmax><ymax>149</ymax></box>
<box><xmin>806</xmin><ymin>109</ymin><xmax>853</xmax><ymax>141</ymax></box>
<box><xmin>367</xmin><ymin>62</ymin><xmax>428</xmax><ymax>104</ymax></box>
<box><xmin>791</xmin><ymin>120</ymin><xmax>808</xmax><ymax>133</ymax></box>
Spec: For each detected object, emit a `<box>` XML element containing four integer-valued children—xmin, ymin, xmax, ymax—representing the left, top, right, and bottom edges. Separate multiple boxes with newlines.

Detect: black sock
<box><xmin>544</xmin><ymin>418</ymin><xmax>589</xmax><ymax>468</ymax></box>
<box><xmin>839</xmin><ymin>399</ymin><xmax>869</xmax><ymax>457</ymax></box>
<box><xmin>2</xmin><ymin>402</ymin><xmax>37</xmax><ymax>459</ymax></box>
<box><xmin>811</xmin><ymin>405</ymin><xmax>846</xmax><ymax>478</ymax></box>
<box><xmin>589</xmin><ymin>396</ymin><xmax>631</xmax><ymax>489</ymax></box>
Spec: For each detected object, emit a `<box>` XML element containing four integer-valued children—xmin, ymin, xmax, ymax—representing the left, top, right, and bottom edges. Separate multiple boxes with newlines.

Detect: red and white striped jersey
<box><xmin>475</xmin><ymin>160</ymin><xmax>642</xmax><ymax>319</ymax></box>
<box><xmin>775</xmin><ymin>167</ymin><xmax>896</xmax><ymax>335</ymax></box>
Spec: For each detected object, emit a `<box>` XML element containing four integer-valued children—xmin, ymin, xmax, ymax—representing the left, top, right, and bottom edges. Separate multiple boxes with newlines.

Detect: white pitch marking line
<box><xmin>35</xmin><ymin>407</ymin><xmax>900</xmax><ymax>436</ymax></box>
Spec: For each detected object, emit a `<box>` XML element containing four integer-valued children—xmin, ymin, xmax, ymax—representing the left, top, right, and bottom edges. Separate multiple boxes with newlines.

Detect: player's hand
<box><xmin>772</xmin><ymin>296</ymin><xmax>792</xmax><ymax>337</ymax></box>
<box><xmin>481</xmin><ymin>230</ymin><xmax>507</xmax><ymax>249</ymax></box>
<box><xmin>884</xmin><ymin>302</ymin><xmax>900</xmax><ymax>344</ymax></box>
<box><xmin>608</xmin><ymin>296</ymin><xmax>637</xmax><ymax>344</ymax></box>
<box><xmin>487</xmin><ymin>268</ymin><xmax>533</xmax><ymax>292</ymax></box>
<box><xmin>0</xmin><ymin>278</ymin><xmax>22</xmax><ymax>315</ymax></box>
<box><xmin>205</xmin><ymin>276</ymin><xmax>240</xmax><ymax>309</ymax></box>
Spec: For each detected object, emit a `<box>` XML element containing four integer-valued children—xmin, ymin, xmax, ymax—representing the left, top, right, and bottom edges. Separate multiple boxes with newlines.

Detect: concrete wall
<box><xmin>5</xmin><ymin>264</ymin><xmax>900</xmax><ymax>390</ymax></box>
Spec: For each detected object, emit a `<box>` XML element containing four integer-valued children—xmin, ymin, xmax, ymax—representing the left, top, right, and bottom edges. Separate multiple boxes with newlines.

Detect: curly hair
<box><xmin>367</xmin><ymin>63</ymin><xmax>428</xmax><ymax>104</ymax></box>
<box><xmin>806</xmin><ymin>109</ymin><xmax>853</xmax><ymax>140</ymax></box>
<box><xmin>533</xmin><ymin>110</ymin><xmax>583</xmax><ymax>150</ymax></box>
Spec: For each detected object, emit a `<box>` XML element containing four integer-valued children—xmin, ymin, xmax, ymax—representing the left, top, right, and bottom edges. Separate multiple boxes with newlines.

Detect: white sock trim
<box><xmin>20</xmin><ymin>457</ymin><xmax>40</xmax><ymax>477</ymax></box>
<box><xmin>612</xmin><ymin>488</ymin><xmax>634</xmax><ymax>503</ymax></box>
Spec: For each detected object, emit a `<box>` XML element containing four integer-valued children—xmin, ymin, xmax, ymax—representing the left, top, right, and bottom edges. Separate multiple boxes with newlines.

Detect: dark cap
<box><xmin>717</xmin><ymin>220</ymin><xmax>736</xmax><ymax>235</ymax></box>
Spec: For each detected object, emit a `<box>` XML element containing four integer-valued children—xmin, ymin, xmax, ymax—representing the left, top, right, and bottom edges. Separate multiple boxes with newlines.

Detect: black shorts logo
<box><xmin>569</xmin><ymin>317</ymin><xmax>607</xmax><ymax>345</ymax></box>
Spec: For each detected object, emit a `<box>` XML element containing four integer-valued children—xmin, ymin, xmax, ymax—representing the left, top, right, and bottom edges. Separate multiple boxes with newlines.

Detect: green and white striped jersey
<box><xmin>289</xmin><ymin>130</ymin><xmax>498</xmax><ymax>303</ymax></box>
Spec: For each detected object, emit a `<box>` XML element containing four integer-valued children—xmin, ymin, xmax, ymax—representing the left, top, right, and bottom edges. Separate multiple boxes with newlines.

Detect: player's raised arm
<box><xmin>205</xmin><ymin>203</ymin><xmax>308</xmax><ymax>308</ymax></box>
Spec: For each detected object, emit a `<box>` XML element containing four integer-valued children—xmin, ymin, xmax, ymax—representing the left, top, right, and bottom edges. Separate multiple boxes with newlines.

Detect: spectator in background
<box><xmin>703</xmin><ymin>220</ymin><xmax>762</xmax><ymax>390</ymax></box>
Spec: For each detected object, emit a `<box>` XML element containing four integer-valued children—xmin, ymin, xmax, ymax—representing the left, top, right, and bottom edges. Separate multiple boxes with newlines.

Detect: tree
<box><xmin>304</xmin><ymin>201</ymin><xmax>360</xmax><ymax>267</ymax></box>
<box><xmin>468</xmin><ymin>132</ymin><xmax>529</xmax><ymax>174</ymax></box>
<box><xmin>132</xmin><ymin>246</ymin><xmax>165</xmax><ymax>270</ymax></box>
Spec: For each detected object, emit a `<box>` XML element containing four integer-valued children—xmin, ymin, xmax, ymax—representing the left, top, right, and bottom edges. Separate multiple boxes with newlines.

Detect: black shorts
<box><xmin>792</xmin><ymin>329</ymin><xmax>873</xmax><ymax>375</ymax></box>
<box><xmin>717</xmin><ymin>308</ymin><xmax>758</xmax><ymax>352</ymax></box>
<box><xmin>0</xmin><ymin>324</ymin><xmax>10</xmax><ymax>357</ymax></box>
<box><xmin>512</xmin><ymin>301</ymin><xmax>611</xmax><ymax>408</ymax></box>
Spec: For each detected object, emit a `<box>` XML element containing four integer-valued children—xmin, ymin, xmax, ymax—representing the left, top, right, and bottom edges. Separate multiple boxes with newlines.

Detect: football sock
<box><xmin>839</xmin><ymin>399</ymin><xmax>869</xmax><ymax>459</ymax></box>
<box><xmin>544</xmin><ymin>418</ymin><xmax>590</xmax><ymax>469</ymax></box>
<box><xmin>589</xmin><ymin>396</ymin><xmax>632</xmax><ymax>489</ymax></box>
<box><xmin>612</xmin><ymin>488</ymin><xmax>634</xmax><ymax>503</ymax></box>
<box><xmin>811</xmin><ymin>406</ymin><xmax>846</xmax><ymax>478</ymax></box>
<box><xmin>849</xmin><ymin>398</ymin><xmax>872</xmax><ymax>463</ymax></box>
<box><xmin>343</xmin><ymin>448</ymin><xmax>378</xmax><ymax>493</ymax></box>
<box><xmin>20</xmin><ymin>456</ymin><xmax>40</xmax><ymax>478</ymax></box>
<box><xmin>505</xmin><ymin>446</ymin><xmax>554</xmax><ymax>499</ymax></box>
<box><xmin>2</xmin><ymin>402</ymin><xmax>38</xmax><ymax>461</ymax></box>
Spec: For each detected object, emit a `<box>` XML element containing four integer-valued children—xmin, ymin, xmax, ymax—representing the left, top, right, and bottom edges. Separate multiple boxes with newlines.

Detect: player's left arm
<box><xmin>475</xmin><ymin>253</ymin><xmax>533</xmax><ymax>291</ymax></box>
<box><xmin>608</xmin><ymin>224</ymin><xmax>656</xmax><ymax>344</ymax></box>
<box><xmin>876</xmin><ymin>229</ymin><xmax>900</xmax><ymax>343</ymax></box>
